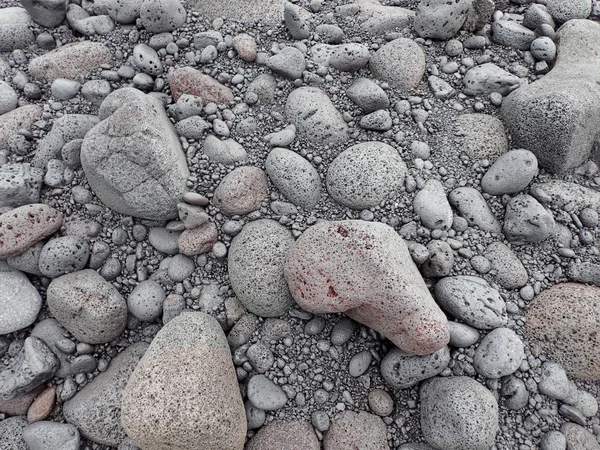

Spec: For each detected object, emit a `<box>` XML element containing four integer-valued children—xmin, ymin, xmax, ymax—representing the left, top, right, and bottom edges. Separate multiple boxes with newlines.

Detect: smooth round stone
<box><xmin>22</xmin><ymin>421</ymin><xmax>81</xmax><ymax>450</ymax></box>
<box><xmin>305</xmin><ymin>316</ymin><xmax>326</xmax><ymax>336</ymax></box>
<box><xmin>246</xmin><ymin>342</ymin><xmax>275</xmax><ymax>373</ymax></box>
<box><xmin>51</xmin><ymin>79</ymin><xmax>81</xmax><ymax>101</ymax></box>
<box><xmin>139</xmin><ymin>0</ymin><xmax>186</xmax><ymax>33</ymax></box>
<box><xmin>500</xmin><ymin>375</ymin><xmax>529</xmax><ymax>410</ymax></box>
<box><xmin>474</xmin><ymin>327</ymin><xmax>525</xmax><ymax>378</ymax></box>
<box><xmin>127</xmin><ymin>280</ymin><xmax>165</xmax><ymax>321</ymax></box>
<box><xmin>348</xmin><ymin>350</ymin><xmax>372</xmax><ymax>377</ymax></box>
<box><xmin>7</xmin><ymin>242</ymin><xmax>44</xmax><ymax>276</ymax></box>
<box><xmin>530</xmin><ymin>36</ymin><xmax>557</xmax><ymax>61</ymax></box>
<box><xmin>381</xmin><ymin>347</ymin><xmax>450</xmax><ymax>389</ymax></box>
<box><xmin>0</xmin><ymin>270</ymin><xmax>42</xmax><ymax>334</ymax></box>
<box><xmin>0</xmin><ymin>80</ymin><xmax>18</xmax><ymax>115</ymax></box>
<box><xmin>167</xmin><ymin>254</ymin><xmax>195</xmax><ymax>282</ymax></box>
<box><xmin>448</xmin><ymin>321</ymin><xmax>480</xmax><ymax>348</ymax></box>
<box><xmin>481</xmin><ymin>149</ymin><xmax>539</xmax><ymax>195</ymax></box>
<box><xmin>330</xmin><ymin>317</ymin><xmax>355</xmax><ymax>345</ymax></box>
<box><xmin>541</xmin><ymin>430</ymin><xmax>567</xmax><ymax>450</ymax></box>
<box><xmin>148</xmin><ymin>227</ymin><xmax>182</xmax><ymax>255</ymax></box>
<box><xmin>330</xmin><ymin>43</ymin><xmax>370</xmax><ymax>72</ymax></box>
<box><xmin>367</xmin><ymin>389</ymin><xmax>394</xmax><ymax>416</ymax></box>
<box><xmin>311</xmin><ymin>411</ymin><xmax>330</xmax><ymax>432</ymax></box>
<box><xmin>245</xmin><ymin>402</ymin><xmax>265</xmax><ymax>430</ymax></box>
<box><xmin>38</xmin><ymin>237</ymin><xmax>90</xmax><ymax>278</ymax></box>
<box><xmin>247</xmin><ymin>375</ymin><xmax>287</xmax><ymax>410</ymax></box>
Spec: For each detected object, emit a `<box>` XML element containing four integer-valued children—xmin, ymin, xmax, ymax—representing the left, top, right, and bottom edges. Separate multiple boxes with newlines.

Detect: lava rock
<box><xmin>381</xmin><ymin>346</ymin><xmax>450</xmax><ymax>389</ymax></box>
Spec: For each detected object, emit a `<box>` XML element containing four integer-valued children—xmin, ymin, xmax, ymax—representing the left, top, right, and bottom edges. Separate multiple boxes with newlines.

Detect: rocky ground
<box><xmin>1</xmin><ymin>0</ymin><xmax>600</xmax><ymax>449</ymax></box>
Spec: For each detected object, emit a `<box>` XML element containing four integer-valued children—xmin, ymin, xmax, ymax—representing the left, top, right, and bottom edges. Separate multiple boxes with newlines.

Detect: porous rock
<box><xmin>369</xmin><ymin>38</ymin><xmax>425</xmax><ymax>93</ymax></box>
<box><xmin>246</xmin><ymin>420</ymin><xmax>320</xmax><ymax>450</ymax></box>
<box><xmin>324</xmin><ymin>410</ymin><xmax>389</xmax><ymax>450</ymax></box>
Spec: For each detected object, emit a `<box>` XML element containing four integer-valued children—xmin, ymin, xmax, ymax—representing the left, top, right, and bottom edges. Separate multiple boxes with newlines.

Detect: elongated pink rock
<box><xmin>284</xmin><ymin>220</ymin><xmax>449</xmax><ymax>355</ymax></box>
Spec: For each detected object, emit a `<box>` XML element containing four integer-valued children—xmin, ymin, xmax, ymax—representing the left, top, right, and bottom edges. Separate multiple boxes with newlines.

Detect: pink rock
<box><xmin>0</xmin><ymin>204</ymin><xmax>63</xmax><ymax>259</ymax></box>
<box><xmin>0</xmin><ymin>386</ymin><xmax>44</xmax><ymax>416</ymax></box>
<box><xmin>27</xmin><ymin>385</ymin><xmax>56</xmax><ymax>423</ymax></box>
<box><xmin>232</xmin><ymin>33</ymin><xmax>257</xmax><ymax>62</ymax></box>
<box><xmin>168</xmin><ymin>67</ymin><xmax>234</xmax><ymax>103</ymax></box>
<box><xmin>213</xmin><ymin>166</ymin><xmax>268</xmax><ymax>216</ymax></box>
<box><xmin>284</xmin><ymin>220</ymin><xmax>449</xmax><ymax>355</ymax></box>
<box><xmin>178</xmin><ymin>222</ymin><xmax>218</xmax><ymax>256</ymax></box>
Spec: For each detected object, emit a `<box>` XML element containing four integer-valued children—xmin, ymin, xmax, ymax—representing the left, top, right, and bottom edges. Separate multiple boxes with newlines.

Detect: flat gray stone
<box><xmin>481</xmin><ymin>149</ymin><xmax>538</xmax><ymax>195</ymax></box>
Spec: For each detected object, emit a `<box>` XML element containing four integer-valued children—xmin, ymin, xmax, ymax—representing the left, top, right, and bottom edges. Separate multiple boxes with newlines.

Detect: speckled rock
<box><xmin>413</xmin><ymin>179</ymin><xmax>453</xmax><ymax>231</ymax></box>
<box><xmin>448</xmin><ymin>187</ymin><xmax>502</xmax><ymax>234</ymax></box>
<box><xmin>0</xmin><ymin>416</ymin><xmax>28</xmax><ymax>450</ymax></box>
<box><xmin>381</xmin><ymin>346</ymin><xmax>451</xmax><ymax>389</ymax></box>
<box><xmin>484</xmin><ymin>242</ymin><xmax>529</xmax><ymax>290</ymax></box>
<box><xmin>503</xmin><ymin>194</ymin><xmax>555</xmax><ymax>244</ymax></box>
<box><xmin>561</xmin><ymin>422</ymin><xmax>600</xmax><ymax>450</ymax></box>
<box><xmin>454</xmin><ymin>114</ymin><xmax>508</xmax><ymax>161</ymax></box>
<box><xmin>63</xmin><ymin>343</ymin><xmax>147</xmax><ymax>446</ymax></box>
<box><xmin>414</xmin><ymin>0</ymin><xmax>472</xmax><ymax>40</ymax></box>
<box><xmin>246</xmin><ymin>421</ymin><xmax>320</xmax><ymax>450</ymax></box>
<box><xmin>178</xmin><ymin>222</ymin><xmax>218</xmax><ymax>256</ymax></box>
<box><xmin>0</xmin><ymin>163</ymin><xmax>44</xmax><ymax>208</ymax></box>
<box><xmin>213</xmin><ymin>166</ymin><xmax>268</xmax><ymax>216</ymax></box>
<box><xmin>139</xmin><ymin>0</ymin><xmax>186</xmax><ymax>33</ymax></box>
<box><xmin>326</xmin><ymin>142</ymin><xmax>407</xmax><ymax>210</ymax></box>
<box><xmin>473</xmin><ymin>327</ymin><xmax>525</xmax><ymax>379</ymax></box>
<box><xmin>285</xmin><ymin>220</ymin><xmax>450</xmax><ymax>355</ymax></box>
<box><xmin>22</xmin><ymin>422</ymin><xmax>80</xmax><ymax>450</ymax></box>
<box><xmin>229</xmin><ymin>219</ymin><xmax>295</xmax><ymax>317</ymax></box>
<box><xmin>0</xmin><ymin>106</ymin><xmax>43</xmax><ymax>151</ymax></box>
<box><xmin>526</xmin><ymin>283</ymin><xmax>600</xmax><ymax>380</ymax></box>
<box><xmin>168</xmin><ymin>67</ymin><xmax>234</xmax><ymax>103</ymax></box>
<box><xmin>369</xmin><ymin>38</ymin><xmax>425</xmax><ymax>93</ymax></box>
<box><xmin>47</xmin><ymin>270</ymin><xmax>128</xmax><ymax>344</ymax></box>
<box><xmin>420</xmin><ymin>377</ymin><xmax>499</xmax><ymax>450</ymax></box>
<box><xmin>0</xmin><ymin>270</ymin><xmax>42</xmax><ymax>335</ymax></box>
<box><xmin>121</xmin><ymin>312</ymin><xmax>246</xmax><ymax>450</ymax></box>
<box><xmin>481</xmin><ymin>149</ymin><xmax>538</xmax><ymax>195</ymax></box>
<box><xmin>324</xmin><ymin>411</ymin><xmax>389</xmax><ymax>450</ymax></box>
<box><xmin>0</xmin><ymin>204</ymin><xmax>63</xmax><ymax>259</ymax></box>
<box><xmin>38</xmin><ymin>236</ymin><xmax>90</xmax><ymax>278</ymax></box>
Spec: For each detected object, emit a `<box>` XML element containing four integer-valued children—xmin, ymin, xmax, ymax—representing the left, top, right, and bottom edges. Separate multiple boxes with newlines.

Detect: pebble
<box><xmin>247</xmin><ymin>374</ymin><xmax>288</xmax><ymax>410</ymax></box>
<box><xmin>448</xmin><ymin>321</ymin><xmax>480</xmax><ymax>347</ymax></box>
<box><xmin>127</xmin><ymin>280</ymin><xmax>165</xmax><ymax>321</ymax></box>
<box><xmin>348</xmin><ymin>350</ymin><xmax>372</xmax><ymax>377</ymax></box>
<box><xmin>330</xmin><ymin>43</ymin><xmax>370</xmax><ymax>72</ymax></box>
<box><xmin>500</xmin><ymin>375</ymin><xmax>529</xmax><ymax>410</ymax></box>
<box><xmin>0</xmin><ymin>270</ymin><xmax>42</xmax><ymax>335</ymax></box>
<box><xmin>448</xmin><ymin>187</ymin><xmax>502</xmax><ymax>234</ymax></box>
<box><xmin>531</xmin><ymin>36</ymin><xmax>557</xmax><ymax>61</ymax></box>
<box><xmin>267</xmin><ymin>47</ymin><xmax>306</xmax><ymax>80</ymax></box>
<box><xmin>481</xmin><ymin>149</ymin><xmax>539</xmax><ymax>195</ymax></box>
<box><xmin>330</xmin><ymin>317</ymin><xmax>355</xmax><ymax>345</ymax></box>
<box><xmin>213</xmin><ymin>167</ymin><xmax>268</xmax><ymax>216</ymax></box>
<box><xmin>148</xmin><ymin>227</ymin><xmax>182</xmax><ymax>255</ymax></box>
<box><xmin>503</xmin><ymin>194</ymin><xmax>556</xmax><ymax>244</ymax></box>
<box><xmin>133</xmin><ymin>44</ymin><xmax>163</xmax><ymax>76</ymax></box>
<box><xmin>23</xmin><ymin>421</ymin><xmax>80</xmax><ymax>450</ymax></box>
<box><xmin>369</xmin><ymin>38</ymin><xmax>425</xmax><ymax>93</ymax></box>
<box><xmin>413</xmin><ymin>179</ymin><xmax>453</xmax><ymax>230</ymax></box>
<box><xmin>247</xmin><ymin>342</ymin><xmax>275</xmax><ymax>373</ymax></box>
<box><xmin>541</xmin><ymin>430</ymin><xmax>567</xmax><ymax>450</ymax></box>
<box><xmin>473</xmin><ymin>327</ymin><xmax>525</xmax><ymax>378</ymax></box>
<box><xmin>346</xmin><ymin>77</ymin><xmax>390</xmax><ymax>113</ymax></box>
<box><xmin>38</xmin><ymin>237</ymin><xmax>90</xmax><ymax>278</ymax></box>
<box><xmin>367</xmin><ymin>389</ymin><xmax>394</xmax><ymax>416</ymax></box>
<box><xmin>305</xmin><ymin>316</ymin><xmax>326</xmax><ymax>335</ymax></box>
<box><xmin>381</xmin><ymin>347</ymin><xmax>450</xmax><ymax>389</ymax></box>
<box><xmin>0</xmin><ymin>81</ymin><xmax>18</xmax><ymax>115</ymax></box>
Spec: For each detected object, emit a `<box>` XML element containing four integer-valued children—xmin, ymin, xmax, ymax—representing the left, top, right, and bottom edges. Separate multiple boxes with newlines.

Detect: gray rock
<box><xmin>414</xmin><ymin>0</ymin><xmax>471</xmax><ymax>39</ymax></box>
<box><xmin>64</xmin><ymin>342</ymin><xmax>148</xmax><ymax>446</ymax></box>
<box><xmin>246</xmin><ymin>402</ymin><xmax>266</xmax><ymax>430</ymax></box>
<box><xmin>330</xmin><ymin>317</ymin><xmax>355</xmax><ymax>345</ymax></box>
<box><xmin>176</xmin><ymin>116</ymin><xmax>211</xmax><ymax>140</ymax></box>
<box><xmin>66</xmin><ymin>5</ymin><xmax>115</xmax><ymax>36</ymax></box>
<box><xmin>503</xmin><ymin>194</ymin><xmax>555</xmax><ymax>244</ymax></box>
<box><xmin>448</xmin><ymin>187</ymin><xmax>502</xmax><ymax>234</ymax></box>
<box><xmin>367</xmin><ymin>388</ymin><xmax>394</xmax><ymax>417</ymax></box>
<box><xmin>324</xmin><ymin>411</ymin><xmax>387</xmax><ymax>449</ymax></box>
<box><xmin>167</xmin><ymin>254</ymin><xmax>195</xmax><ymax>281</ymax></box>
<box><xmin>228</xmin><ymin>219</ymin><xmax>295</xmax><ymax>317</ymax></box>
<box><xmin>500</xmin><ymin>375</ymin><xmax>529</xmax><ymax>410</ymax></box>
<box><xmin>247</xmin><ymin>374</ymin><xmax>288</xmax><ymax>410</ymax></box>
<box><xmin>348</xmin><ymin>350</ymin><xmax>372</xmax><ymax>377</ymax></box>
<box><xmin>561</xmin><ymin>422</ymin><xmax>600</xmax><ymax>450</ymax></box>
<box><xmin>546</xmin><ymin>0</ymin><xmax>591</xmax><ymax>21</ymax></box>
<box><xmin>7</xmin><ymin>242</ymin><xmax>44</xmax><ymax>276</ymax></box>
<box><xmin>484</xmin><ymin>242</ymin><xmax>529</xmax><ymax>290</ymax></box>
<box><xmin>0</xmin><ymin>163</ymin><xmax>43</xmax><ymax>208</ymax></box>
<box><xmin>81</xmin><ymin>88</ymin><xmax>189</xmax><ymax>220</ymax></box>
<box><xmin>106</xmin><ymin>0</ymin><xmax>143</xmax><ymax>23</ymax></box>
<box><xmin>245</xmin><ymin>74</ymin><xmax>277</xmax><ymax>104</ymax></box>
<box><xmin>266</xmin><ymin>147</ymin><xmax>321</xmax><ymax>210</ymax></box>
<box><xmin>369</xmin><ymin>38</ymin><xmax>425</xmax><ymax>93</ymax></box>
<box><xmin>21</xmin><ymin>0</ymin><xmax>67</xmax><ymax>28</ymax></box>
<box><xmin>420</xmin><ymin>377</ymin><xmax>499</xmax><ymax>450</ymax></box>
<box><xmin>285</xmin><ymin>87</ymin><xmax>348</xmax><ymax>145</ymax></box>
<box><xmin>173</xmin><ymin>94</ymin><xmax>203</xmax><ymax>119</ymax></box>
<box><xmin>162</xmin><ymin>294</ymin><xmax>185</xmax><ymax>325</ymax></box>
<box><xmin>247</xmin><ymin>342</ymin><xmax>275</xmax><ymax>373</ymax></box>
<box><xmin>420</xmin><ymin>240</ymin><xmax>454</xmax><ymax>278</ymax></box>
<box><xmin>132</xmin><ymin>44</ymin><xmax>163</xmax><ymax>76</ymax></box>
<box><xmin>448</xmin><ymin>321</ymin><xmax>480</xmax><ymax>347</ymax></box>
<box><xmin>531</xmin><ymin>36</ymin><xmax>557</xmax><ymax>61</ymax></box>
<box><xmin>31</xmin><ymin>318</ymin><xmax>72</xmax><ymax>378</ymax></box>
<box><xmin>329</xmin><ymin>43</ymin><xmax>370</xmax><ymax>72</ymax></box>
<box><xmin>413</xmin><ymin>180</ymin><xmax>453</xmax><ymax>230</ymax></box>
<box><xmin>541</xmin><ymin>431</ymin><xmax>567</xmax><ymax>450</ymax></box>
<box><xmin>559</xmin><ymin>404</ymin><xmax>587</xmax><ymax>426</ymax></box>
<box><xmin>463</xmin><ymin>63</ymin><xmax>522</xmax><ymax>96</ymax></box>
<box><xmin>315</xmin><ymin>24</ymin><xmax>344</xmax><ymax>44</ymax></box>
<box><xmin>481</xmin><ymin>149</ymin><xmax>538</xmax><ymax>195</ymax></box>
<box><xmin>473</xmin><ymin>327</ymin><xmax>525</xmax><ymax>378</ymax></box>
<box><xmin>569</xmin><ymin>261</ymin><xmax>600</xmax><ymax>287</ymax></box>
<box><xmin>213</xmin><ymin>167</ymin><xmax>268</xmax><ymax>216</ymax></box>
<box><xmin>381</xmin><ymin>347</ymin><xmax>450</xmax><ymax>389</ymax></box>
<box><xmin>326</xmin><ymin>141</ymin><xmax>407</xmax><ymax>210</ymax></box>
<box><xmin>530</xmin><ymin>180</ymin><xmax>600</xmax><ymax>211</ymax></box>
<box><xmin>23</xmin><ymin>421</ymin><xmax>80</xmax><ymax>450</ymax></box>
<box><xmin>454</xmin><ymin>113</ymin><xmax>508</xmax><ymax>161</ymax></box>
<box><xmin>0</xmin><ymin>416</ymin><xmax>27</xmax><ymax>450</ymax></box>
<box><xmin>148</xmin><ymin>227</ymin><xmax>182</xmax><ymax>254</ymax></box>
<box><xmin>502</xmin><ymin>20</ymin><xmax>600</xmax><ymax>173</ymax></box>
<box><xmin>359</xmin><ymin>109</ymin><xmax>392</xmax><ymax>131</ymax></box>
<box><xmin>201</xmin><ymin>135</ymin><xmax>247</xmax><ymax>164</ymax></box>
<box><xmin>0</xmin><ymin>270</ymin><xmax>41</xmax><ymax>335</ymax></box>
<box><xmin>0</xmin><ymin>18</ymin><xmax>34</xmax><ymax>52</ymax></box>
<box><xmin>81</xmin><ymin>80</ymin><xmax>112</xmax><ymax>107</ymax></box>
<box><xmin>435</xmin><ymin>275</ymin><xmax>507</xmax><ymax>330</ymax></box>
<box><xmin>47</xmin><ymin>269</ymin><xmax>128</xmax><ymax>344</ymax></box>
<box><xmin>267</xmin><ymin>47</ymin><xmax>306</xmax><ymax>80</ymax></box>
<box><xmin>571</xmin><ymin>390</ymin><xmax>598</xmax><ymax>417</ymax></box>
<box><xmin>538</xmin><ymin>362</ymin><xmax>574</xmax><ymax>401</ymax></box>
<box><xmin>463</xmin><ymin>0</ymin><xmax>495</xmax><ymax>31</ymax></box>
<box><xmin>523</xmin><ymin>4</ymin><xmax>555</xmax><ymax>30</ymax></box>
<box><xmin>428</xmin><ymin>75</ymin><xmax>456</xmax><ymax>99</ymax></box>
<box><xmin>139</xmin><ymin>0</ymin><xmax>186</xmax><ymax>33</ymax></box>
<box><xmin>284</xmin><ymin>2</ymin><xmax>310</xmax><ymax>40</ymax></box>
<box><xmin>38</xmin><ymin>236</ymin><xmax>90</xmax><ymax>278</ymax></box>
<box><xmin>305</xmin><ymin>316</ymin><xmax>326</xmax><ymax>335</ymax></box>
<box><xmin>492</xmin><ymin>20</ymin><xmax>537</xmax><ymax>50</ymax></box>
<box><xmin>50</xmin><ymin>78</ymin><xmax>81</xmax><ymax>101</ymax></box>
<box><xmin>346</xmin><ymin>78</ymin><xmax>389</xmax><ymax>113</ymax></box>
<box><xmin>127</xmin><ymin>280</ymin><xmax>165</xmax><ymax>321</ymax></box>
<box><xmin>0</xmin><ymin>81</ymin><xmax>18</xmax><ymax>115</ymax></box>
<box><xmin>0</xmin><ymin>337</ymin><xmax>59</xmax><ymax>401</ymax></box>
<box><xmin>227</xmin><ymin>313</ymin><xmax>257</xmax><ymax>349</ymax></box>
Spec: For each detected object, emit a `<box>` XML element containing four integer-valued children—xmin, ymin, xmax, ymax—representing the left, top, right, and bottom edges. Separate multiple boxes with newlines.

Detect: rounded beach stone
<box><xmin>47</xmin><ymin>269</ymin><xmax>128</xmax><ymax>344</ymax></box>
<box><xmin>526</xmin><ymin>283</ymin><xmax>600</xmax><ymax>380</ymax></box>
<box><xmin>481</xmin><ymin>149</ymin><xmax>538</xmax><ymax>195</ymax></box>
<box><xmin>285</xmin><ymin>220</ymin><xmax>449</xmax><ymax>355</ymax></box>
<box><xmin>381</xmin><ymin>346</ymin><xmax>450</xmax><ymax>389</ymax></box>
<box><xmin>420</xmin><ymin>377</ymin><xmax>499</xmax><ymax>450</ymax></box>
<box><xmin>38</xmin><ymin>237</ymin><xmax>90</xmax><ymax>278</ymax></box>
<box><xmin>324</xmin><ymin>411</ymin><xmax>388</xmax><ymax>450</ymax></box>
<box><xmin>369</xmin><ymin>38</ymin><xmax>426</xmax><ymax>93</ymax></box>
<box><xmin>454</xmin><ymin>114</ymin><xmax>508</xmax><ymax>161</ymax></box>
<box><xmin>246</xmin><ymin>421</ymin><xmax>320</xmax><ymax>450</ymax></box>
<box><xmin>228</xmin><ymin>219</ymin><xmax>295</xmax><ymax>317</ymax></box>
<box><xmin>213</xmin><ymin>167</ymin><xmax>268</xmax><ymax>216</ymax></box>
<box><xmin>561</xmin><ymin>422</ymin><xmax>600</xmax><ymax>450</ymax></box>
<box><xmin>247</xmin><ymin>374</ymin><xmax>288</xmax><ymax>410</ymax></box>
<box><xmin>140</xmin><ymin>0</ymin><xmax>186</xmax><ymax>33</ymax></box>
<box><xmin>22</xmin><ymin>421</ymin><xmax>80</xmax><ymax>450</ymax></box>
<box><xmin>326</xmin><ymin>142</ymin><xmax>407</xmax><ymax>210</ymax></box>
<box><xmin>368</xmin><ymin>389</ymin><xmax>394</xmax><ymax>416</ymax></box>
<box><xmin>473</xmin><ymin>327</ymin><xmax>525</xmax><ymax>379</ymax></box>
<box><xmin>127</xmin><ymin>280</ymin><xmax>165</xmax><ymax>321</ymax></box>
<box><xmin>178</xmin><ymin>222</ymin><xmax>218</xmax><ymax>256</ymax></box>
<box><xmin>0</xmin><ymin>270</ymin><xmax>42</xmax><ymax>335</ymax></box>
<box><xmin>122</xmin><ymin>312</ymin><xmax>246</xmax><ymax>450</ymax></box>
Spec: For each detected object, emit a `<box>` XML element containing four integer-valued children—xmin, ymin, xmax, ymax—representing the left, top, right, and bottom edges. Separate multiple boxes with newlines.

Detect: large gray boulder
<box><xmin>81</xmin><ymin>88</ymin><xmax>189</xmax><ymax>220</ymax></box>
<box><xmin>502</xmin><ymin>20</ymin><xmax>600</xmax><ymax>173</ymax></box>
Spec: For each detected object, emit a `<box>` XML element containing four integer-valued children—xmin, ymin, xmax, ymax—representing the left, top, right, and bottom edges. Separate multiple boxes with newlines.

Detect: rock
<box><xmin>229</xmin><ymin>219</ymin><xmax>295</xmax><ymax>317</ymax></box>
<box><xmin>187</xmin><ymin>0</ymin><xmax>285</xmax><ymax>24</ymax></box>
<box><xmin>232</xmin><ymin>33</ymin><xmax>257</xmax><ymax>62</ymax></box>
<box><xmin>267</xmin><ymin>47</ymin><xmax>306</xmax><ymax>80</ymax></box>
<box><xmin>168</xmin><ymin>67</ymin><xmax>234</xmax><ymax>103</ymax></box>
<box><xmin>284</xmin><ymin>2</ymin><xmax>310</xmax><ymax>40</ymax></box>
<box><xmin>285</xmin><ymin>87</ymin><xmax>349</xmax><ymax>145</ymax></box>
<box><xmin>448</xmin><ymin>187</ymin><xmax>502</xmax><ymax>234</ymax></box>
<box><xmin>0</xmin><ymin>8</ymin><xmax>34</xmax><ymax>53</ymax></box>
<box><xmin>285</xmin><ymin>220</ymin><xmax>450</xmax><ymax>355</ymax></box>
<box><xmin>178</xmin><ymin>222</ymin><xmax>218</xmax><ymax>256</ymax></box>
<box><xmin>524</xmin><ymin>4</ymin><xmax>556</xmax><ymax>29</ymax></box>
<box><xmin>569</xmin><ymin>262</ymin><xmax>600</xmax><ymax>286</ymax></box>
<box><xmin>330</xmin><ymin>317</ymin><xmax>355</xmax><ymax>345</ymax></box>
<box><xmin>413</xmin><ymin>180</ymin><xmax>453</xmax><ymax>230</ymax></box>
<box><xmin>547</xmin><ymin>0</ymin><xmax>591</xmax><ymax>21</ymax></box>
<box><xmin>346</xmin><ymin>78</ymin><xmax>389</xmax><ymax>113</ymax></box>
<box><xmin>526</xmin><ymin>283</ymin><xmax>600</xmax><ymax>380</ymax></box>
<box><xmin>501</xmin><ymin>20</ymin><xmax>600</xmax><ymax>173</ymax></box>
<box><xmin>47</xmin><ymin>269</ymin><xmax>128</xmax><ymax>344</ymax></box>
<box><xmin>0</xmin><ymin>388</ymin><xmax>42</xmax><ymax>417</ymax></box>
<box><xmin>66</xmin><ymin>5</ymin><xmax>115</xmax><ymax>36</ymax></box>
<box><xmin>463</xmin><ymin>63</ymin><xmax>522</xmax><ymax>96</ymax></box>
<box><xmin>21</xmin><ymin>0</ymin><xmax>67</xmax><ymax>28</ymax></box>
<box><xmin>315</xmin><ymin>24</ymin><xmax>344</xmax><ymax>43</ymax></box>
<box><xmin>247</xmin><ymin>374</ymin><xmax>288</xmax><ymax>410</ymax></box>
<box><xmin>359</xmin><ymin>109</ymin><xmax>392</xmax><ymax>131</ymax></box>
<box><xmin>414</xmin><ymin>0</ymin><xmax>471</xmax><ymax>39</ymax></box>
<box><xmin>435</xmin><ymin>276</ymin><xmax>507</xmax><ymax>330</ymax></box>
<box><xmin>122</xmin><ymin>313</ymin><xmax>246</xmax><ymax>450</ymax></box>
<box><xmin>0</xmin><ymin>204</ymin><xmax>63</xmax><ymax>259</ymax></box>
<box><xmin>0</xmin><ymin>163</ymin><xmax>44</xmax><ymax>209</ymax></box>
<box><xmin>0</xmin><ymin>81</ymin><xmax>18</xmax><ymax>115</ymax></box>
<box><xmin>0</xmin><ymin>417</ymin><xmax>27</xmax><ymax>450</ymax></box>
<box><xmin>132</xmin><ymin>44</ymin><xmax>163</xmax><ymax>76</ymax></box>
<box><xmin>355</xmin><ymin>0</ymin><xmax>414</xmax><ymax>36</ymax></box>
<box><xmin>330</xmin><ymin>43</ymin><xmax>370</xmax><ymax>72</ymax></box>
<box><xmin>23</xmin><ymin>422</ymin><xmax>80</xmax><ymax>450</ymax></box>
<box><xmin>420</xmin><ymin>377</ymin><xmax>498</xmax><ymax>450</ymax></box>
<box><xmin>369</xmin><ymin>38</ymin><xmax>425</xmax><ymax>93</ymax></box>
<box><xmin>571</xmin><ymin>390</ymin><xmax>599</xmax><ymax>417</ymax></box>
<box><xmin>561</xmin><ymin>423</ymin><xmax>600</xmax><ymax>450</ymax></box>
<box><xmin>381</xmin><ymin>346</ymin><xmax>450</xmax><ymax>389</ymax></box>
<box><xmin>428</xmin><ymin>75</ymin><xmax>456</xmax><ymax>99</ymax></box>
<box><xmin>463</xmin><ymin>0</ymin><xmax>495</xmax><ymax>31</ymax></box>
<box><xmin>448</xmin><ymin>321</ymin><xmax>480</xmax><ymax>347</ymax></box>
<box><xmin>127</xmin><ymin>280</ymin><xmax>165</xmax><ymax>321</ymax></box>
<box><xmin>81</xmin><ymin>88</ymin><xmax>189</xmax><ymax>221</ymax></box>
<box><xmin>245</xmin><ymin>74</ymin><xmax>277</xmax><ymax>104</ymax></box>
<box><xmin>454</xmin><ymin>113</ymin><xmax>509</xmax><ymax>161</ymax></box>
<box><xmin>265</xmin><ymin>147</ymin><xmax>321</xmax><ymax>210</ymax></box>
<box><xmin>213</xmin><ymin>166</ymin><xmax>268</xmax><ymax>216</ymax></box>
<box><xmin>530</xmin><ymin>180</ymin><xmax>600</xmax><ymax>211</ymax></box>
<box><xmin>324</xmin><ymin>411</ymin><xmax>388</xmax><ymax>450</ymax></box>
<box><xmin>492</xmin><ymin>20</ymin><xmax>537</xmax><ymax>50</ymax></box>
<box><xmin>7</xmin><ymin>242</ymin><xmax>44</xmax><ymax>276</ymax></box>
<box><xmin>106</xmin><ymin>0</ymin><xmax>143</xmax><ymax>23</ymax></box>
<box><xmin>500</xmin><ymin>375</ymin><xmax>529</xmax><ymax>410</ymax></box>
<box><xmin>368</xmin><ymin>389</ymin><xmax>394</xmax><ymax>416</ymax></box>
<box><xmin>247</xmin><ymin>421</ymin><xmax>320</xmax><ymax>450</ymax></box>
<box><xmin>484</xmin><ymin>242</ymin><xmax>528</xmax><ymax>290</ymax></box>
<box><xmin>538</xmin><ymin>362</ymin><xmax>575</xmax><ymax>401</ymax></box>
<box><xmin>30</xmin><ymin>318</ymin><xmax>72</xmax><ymax>378</ymax></box>
<box><xmin>139</xmin><ymin>0</ymin><xmax>186</xmax><ymax>33</ymax></box>
<box><xmin>420</xmin><ymin>240</ymin><xmax>454</xmax><ymax>278</ymax></box>
<box><xmin>148</xmin><ymin>227</ymin><xmax>181</xmax><ymax>255</ymax></box>
<box><xmin>202</xmin><ymin>136</ymin><xmax>247</xmax><ymax>164</ymax></box>
<box><xmin>481</xmin><ymin>149</ymin><xmax>538</xmax><ymax>195</ymax></box>
<box><xmin>63</xmin><ymin>343</ymin><xmax>147</xmax><ymax>446</ymax></box>
<box><xmin>176</xmin><ymin>116</ymin><xmax>211</xmax><ymax>140</ymax></box>
<box><xmin>0</xmin><ymin>270</ymin><xmax>41</xmax><ymax>334</ymax></box>
<box><xmin>50</xmin><ymin>78</ymin><xmax>81</xmax><ymax>101</ymax></box>
<box><xmin>38</xmin><ymin>237</ymin><xmax>89</xmax><ymax>278</ymax></box>
<box><xmin>349</xmin><ymin>350</ymin><xmax>372</xmax><ymax>377</ymax></box>
<box><xmin>0</xmin><ymin>337</ymin><xmax>59</xmax><ymax>401</ymax></box>
<box><xmin>531</xmin><ymin>36</ymin><xmax>557</xmax><ymax>61</ymax></box>
<box><xmin>326</xmin><ymin>142</ymin><xmax>407</xmax><ymax>210</ymax></box>
<box><xmin>27</xmin><ymin>385</ymin><xmax>56</xmax><ymax>423</ymax></box>
<box><xmin>473</xmin><ymin>327</ymin><xmax>525</xmax><ymax>378</ymax></box>
<box><xmin>503</xmin><ymin>194</ymin><xmax>555</xmax><ymax>244</ymax></box>
<box><xmin>541</xmin><ymin>431</ymin><xmax>568</xmax><ymax>450</ymax></box>
<box><xmin>29</xmin><ymin>42</ymin><xmax>112</xmax><ymax>83</ymax></box>
<box><xmin>247</xmin><ymin>342</ymin><xmax>274</xmax><ymax>373</ymax></box>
